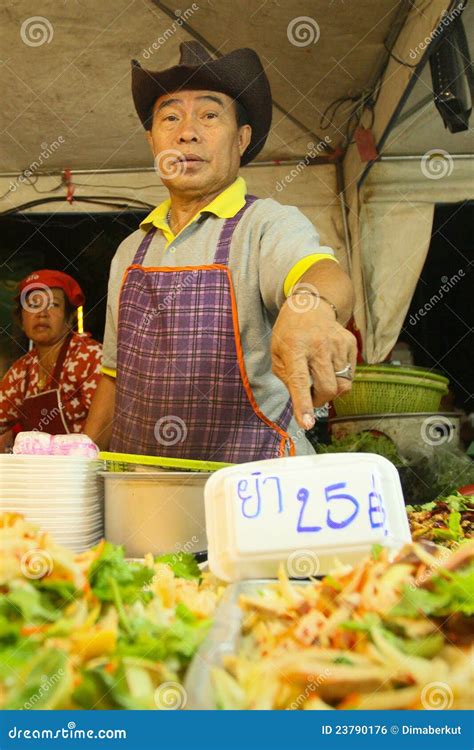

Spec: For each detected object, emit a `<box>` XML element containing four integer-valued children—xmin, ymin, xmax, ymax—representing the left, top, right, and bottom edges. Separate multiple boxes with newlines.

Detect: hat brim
<box><xmin>131</xmin><ymin>48</ymin><xmax>272</xmax><ymax>166</ymax></box>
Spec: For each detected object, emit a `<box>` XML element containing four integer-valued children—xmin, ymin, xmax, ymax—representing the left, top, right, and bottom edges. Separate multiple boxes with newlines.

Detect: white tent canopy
<box><xmin>0</xmin><ymin>0</ymin><xmax>472</xmax><ymax>359</ymax></box>
<box><xmin>356</xmin><ymin>1</ymin><xmax>474</xmax><ymax>362</ymax></box>
<box><xmin>343</xmin><ymin>0</ymin><xmax>473</xmax><ymax>361</ymax></box>
<box><xmin>0</xmin><ymin>0</ymin><xmax>412</xmax><ymax>268</ymax></box>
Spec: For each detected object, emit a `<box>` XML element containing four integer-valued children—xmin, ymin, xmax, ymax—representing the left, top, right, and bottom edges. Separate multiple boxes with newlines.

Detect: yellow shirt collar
<box><xmin>140</xmin><ymin>176</ymin><xmax>247</xmax><ymax>245</ymax></box>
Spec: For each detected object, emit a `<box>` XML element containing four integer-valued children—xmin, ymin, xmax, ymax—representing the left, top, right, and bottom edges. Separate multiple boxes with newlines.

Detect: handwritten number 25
<box><xmin>325</xmin><ymin>483</ymin><xmax>359</xmax><ymax>528</ymax></box>
<box><xmin>297</xmin><ymin>482</ymin><xmax>359</xmax><ymax>533</ymax></box>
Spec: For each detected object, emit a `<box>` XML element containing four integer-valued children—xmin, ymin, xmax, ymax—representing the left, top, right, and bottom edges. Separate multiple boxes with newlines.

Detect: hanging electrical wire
<box><xmin>0</xmin><ymin>194</ymin><xmax>155</xmax><ymax>218</ymax></box>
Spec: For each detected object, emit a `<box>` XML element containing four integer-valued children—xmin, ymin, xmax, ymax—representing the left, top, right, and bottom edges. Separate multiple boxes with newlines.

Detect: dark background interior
<box><xmin>400</xmin><ymin>201</ymin><xmax>473</xmax><ymax>413</ymax></box>
<box><xmin>0</xmin><ymin>210</ymin><xmax>147</xmax><ymax>371</ymax></box>
<box><xmin>0</xmin><ymin>203</ymin><xmax>473</xmax><ymax>414</ymax></box>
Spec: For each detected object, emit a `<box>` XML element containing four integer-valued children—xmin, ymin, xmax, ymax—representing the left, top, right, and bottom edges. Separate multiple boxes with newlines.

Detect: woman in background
<box><xmin>0</xmin><ymin>270</ymin><xmax>102</xmax><ymax>450</ymax></box>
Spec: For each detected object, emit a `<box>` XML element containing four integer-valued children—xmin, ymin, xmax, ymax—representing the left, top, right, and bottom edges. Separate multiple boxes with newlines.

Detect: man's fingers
<box><xmin>310</xmin><ymin>355</ymin><xmax>339</xmax><ymax>407</ymax></box>
<box><xmin>333</xmin><ymin>330</ymin><xmax>358</xmax><ymax>396</ymax></box>
<box><xmin>274</xmin><ymin>355</ymin><xmax>315</xmax><ymax>430</ymax></box>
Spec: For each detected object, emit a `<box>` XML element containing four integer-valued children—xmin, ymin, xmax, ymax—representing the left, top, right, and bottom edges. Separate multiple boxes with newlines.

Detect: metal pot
<box><xmin>101</xmin><ymin>471</ymin><xmax>210</xmax><ymax>558</ymax></box>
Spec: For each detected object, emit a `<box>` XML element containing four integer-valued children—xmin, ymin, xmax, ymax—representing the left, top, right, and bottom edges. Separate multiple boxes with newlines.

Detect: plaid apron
<box><xmin>110</xmin><ymin>196</ymin><xmax>294</xmax><ymax>462</ymax></box>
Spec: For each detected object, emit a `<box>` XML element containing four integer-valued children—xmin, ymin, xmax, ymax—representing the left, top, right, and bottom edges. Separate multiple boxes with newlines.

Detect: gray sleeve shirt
<box><xmin>103</xmin><ymin>196</ymin><xmax>336</xmax><ymax>455</ymax></box>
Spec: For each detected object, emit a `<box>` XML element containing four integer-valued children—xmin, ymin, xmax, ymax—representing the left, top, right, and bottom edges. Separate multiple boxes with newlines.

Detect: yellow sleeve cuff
<box><xmin>101</xmin><ymin>367</ymin><xmax>117</xmax><ymax>378</ymax></box>
<box><xmin>284</xmin><ymin>252</ymin><xmax>339</xmax><ymax>298</ymax></box>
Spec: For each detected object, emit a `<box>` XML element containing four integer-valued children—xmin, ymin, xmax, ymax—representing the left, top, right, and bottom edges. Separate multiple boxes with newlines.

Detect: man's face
<box><xmin>146</xmin><ymin>90</ymin><xmax>252</xmax><ymax>197</ymax></box>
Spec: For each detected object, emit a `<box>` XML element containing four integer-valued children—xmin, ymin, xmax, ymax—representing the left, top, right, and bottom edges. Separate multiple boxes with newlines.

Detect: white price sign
<box><xmin>231</xmin><ymin>465</ymin><xmax>387</xmax><ymax>553</ymax></box>
<box><xmin>205</xmin><ymin>454</ymin><xmax>411</xmax><ymax>582</ymax></box>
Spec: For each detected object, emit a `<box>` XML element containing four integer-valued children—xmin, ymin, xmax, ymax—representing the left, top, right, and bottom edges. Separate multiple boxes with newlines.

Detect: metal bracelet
<box><xmin>289</xmin><ymin>290</ymin><xmax>338</xmax><ymax>319</ymax></box>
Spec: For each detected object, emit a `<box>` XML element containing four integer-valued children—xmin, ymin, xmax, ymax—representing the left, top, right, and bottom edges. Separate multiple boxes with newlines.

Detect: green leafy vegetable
<box><xmin>118</xmin><ymin>606</ymin><xmax>211</xmax><ymax>668</ymax></box>
<box><xmin>376</xmin><ymin>627</ymin><xmax>444</xmax><ymax>658</ymax></box>
<box><xmin>154</xmin><ymin>552</ymin><xmax>201</xmax><ymax>581</ymax></box>
<box><xmin>341</xmin><ymin>613</ymin><xmax>381</xmax><ymax>632</ymax></box>
<box><xmin>371</xmin><ymin>544</ymin><xmax>383</xmax><ymax>561</ymax></box>
<box><xmin>3</xmin><ymin>650</ymin><xmax>71</xmax><ymax>710</ymax></box>
<box><xmin>73</xmin><ymin>665</ymin><xmax>146</xmax><ymax>710</ymax></box>
<box><xmin>448</xmin><ymin>510</ymin><xmax>462</xmax><ymax>537</ymax></box>
<box><xmin>316</xmin><ymin>432</ymin><xmax>405</xmax><ymax>467</ymax></box>
<box><xmin>0</xmin><ymin>640</ymin><xmax>37</xmax><ymax>680</ymax></box>
<box><xmin>0</xmin><ymin>615</ymin><xmax>21</xmax><ymax>644</ymax></box>
<box><xmin>0</xmin><ymin>583</ymin><xmax>60</xmax><ymax>624</ymax></box>
<box><xmin>88</xmin><ymin>542</ymin><xmax>154</xmax><ymax>604</ymax></box>
<box><xmin>406</xmin><ymin>492</ymin><xmax>472</xmax><ymax>514</ymax></box>
<box><xmin>392</xmin><ymin>563</ymin><xmax>474</xmax><ymax>618</ymax></box>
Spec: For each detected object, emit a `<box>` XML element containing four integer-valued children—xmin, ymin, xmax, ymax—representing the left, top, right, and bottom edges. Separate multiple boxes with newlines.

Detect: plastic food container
<box><xmin>185</xmin><ymin>580</ymin><xmax>309</xmax><ymax>709</ymax></box>
<box><xmin>0</xmin><ymin>455</ymin><xmax>104</xmax><ymax>551</ymax></box>
<box><xmin>205</xmin><ymin>454</ymin><xmax>411</xmax><ymax>582</ymax></box>
<box><xmin>101</xmin><ymin>471</ymin><xmax>211</xmax><ymax>558</ymax></box>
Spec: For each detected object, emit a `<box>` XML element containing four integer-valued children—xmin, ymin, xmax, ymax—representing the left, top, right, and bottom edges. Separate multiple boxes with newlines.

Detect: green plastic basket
<box><xmin>333</xmin><ymin>365</ymin><xmax>449</xmax><ymax>417</ymax></box>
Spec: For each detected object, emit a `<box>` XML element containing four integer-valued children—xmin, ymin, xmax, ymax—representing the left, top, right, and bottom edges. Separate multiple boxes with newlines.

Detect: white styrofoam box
<box><xmin>205</xmin><ymin>453</ymin><xmax>411</xmax><ymax>582</ymax></box>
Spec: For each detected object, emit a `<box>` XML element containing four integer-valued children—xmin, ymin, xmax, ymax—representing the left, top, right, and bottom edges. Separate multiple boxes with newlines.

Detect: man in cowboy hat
<box><xmin>86</xmin><ymin>42</ymin><xmax>356</xmax><ymax>461</ymax></box>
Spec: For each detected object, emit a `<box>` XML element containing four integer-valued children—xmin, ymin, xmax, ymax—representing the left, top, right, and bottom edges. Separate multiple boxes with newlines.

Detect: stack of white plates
<box><xmin>0</xmin><ymin>455</ymin><xmax>104</xmax><ymax>552</ymax></box>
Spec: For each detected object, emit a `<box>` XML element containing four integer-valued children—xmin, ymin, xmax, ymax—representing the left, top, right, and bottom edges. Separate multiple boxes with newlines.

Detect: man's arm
<box><xmin>84</xmin><ymin>374</ymin><xmax>116</xmax><ymax>450</ymax></box>
<box><xmin>271</xmin><ymin>259</ymin><xmax>357</xmax><ymax>430</ymax></box>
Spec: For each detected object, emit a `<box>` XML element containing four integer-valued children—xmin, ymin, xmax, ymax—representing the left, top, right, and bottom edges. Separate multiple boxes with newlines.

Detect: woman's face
<box><xmin>21</xmin><ymin>288</ymin><xmax>72</xmax><ymax>346</ymax></box>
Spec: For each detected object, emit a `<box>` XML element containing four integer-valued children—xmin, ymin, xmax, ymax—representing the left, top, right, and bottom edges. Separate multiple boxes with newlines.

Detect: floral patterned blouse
<box><xmin>0</xmin><ymin>333</ymin><xmax>102</xmax><ymax>434</ymax></box>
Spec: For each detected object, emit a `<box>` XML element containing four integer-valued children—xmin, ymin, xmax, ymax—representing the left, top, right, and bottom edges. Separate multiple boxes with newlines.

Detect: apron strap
<box><xmin>23</xmin><ymin>333</ymin><xmax>71</xmax><ymax>394</ymax></box>
<box><xmin>132</xmin><ymin>196</ymin><xmax>258</xmax><ymax>268</ymax></box>
<box><xmin>49</xmin><ymin>333</ymin><xmax>72</xmax><ymax>389</ymax></box>
<box><xmin>213</xmin><ymin>195</ymin><xmax>258</xmax><ymax>265</ymax></box>
<box><xmin>132</xmin><ymin>227</ymin><xmax>156</xmax><ymax>265</ymax></box>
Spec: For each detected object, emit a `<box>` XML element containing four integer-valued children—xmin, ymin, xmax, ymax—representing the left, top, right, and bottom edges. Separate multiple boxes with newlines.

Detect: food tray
<box><xmin>99</xmin><ymin>451</ymin><xmax>231</xmax><ymax>474</ymax></box>
<box><xmin>184</xmin><ymin>580</ymin><xmax>309</xmax><ymax>709</ymax></box>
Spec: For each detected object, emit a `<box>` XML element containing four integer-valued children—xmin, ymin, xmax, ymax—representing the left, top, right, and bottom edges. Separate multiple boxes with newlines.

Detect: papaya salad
<box><xmin>0</xmin><ymin>513</ymin><xmax>222</xmax><ymax>709</ymax></box>
<box><xmin>212</xmin><ymin>542</ymin><xmax>474</xmax><ymax>710</ymax></box>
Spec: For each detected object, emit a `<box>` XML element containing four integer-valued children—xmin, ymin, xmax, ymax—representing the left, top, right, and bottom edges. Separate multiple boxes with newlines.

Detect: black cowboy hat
<box><xmin>131</xmin><ymin>41</ymin><xmax>272</xmax><ymax>166</ymax></box>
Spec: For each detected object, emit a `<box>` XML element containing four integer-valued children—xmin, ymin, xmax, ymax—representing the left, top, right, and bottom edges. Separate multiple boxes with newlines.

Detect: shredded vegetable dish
<box><xmin>0</xmin><ymin>513</ymin><xmax>222</xmax><ymax>709</ymax></box>
<box><xmin>406</xmin><ymin>493</ymin><xmax>473</xmax><ymax>549</ymax></box>
<box><xmin>212</xmin><ymin>542</ymin><xmax>474</xmax><ymax>710</ymax></box>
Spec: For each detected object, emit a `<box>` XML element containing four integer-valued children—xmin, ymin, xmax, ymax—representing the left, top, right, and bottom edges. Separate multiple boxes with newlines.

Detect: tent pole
<box><xmin>378</xmin><ymin>154</ymin><xmax>474</xmax><ymax>161</ymax></box>
<box><xmin>0</xmin><ymin>159</ymin><xmax>336</xmax><ymax>179</ymax></box>
<box><xmin>336</xmin><ymin>161</ymin><xmax>353</xmax><ymax>277</ymax></box>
